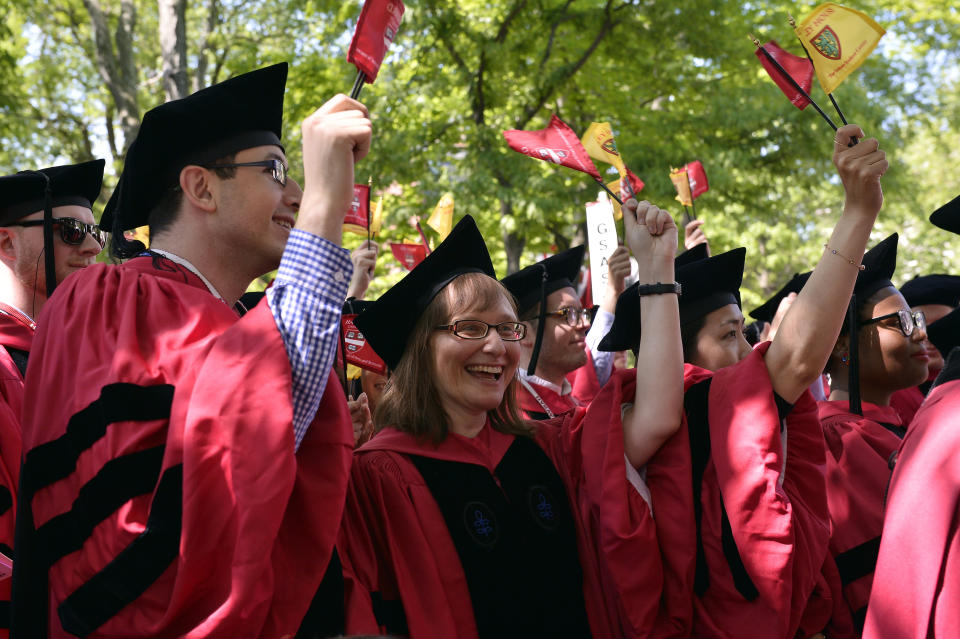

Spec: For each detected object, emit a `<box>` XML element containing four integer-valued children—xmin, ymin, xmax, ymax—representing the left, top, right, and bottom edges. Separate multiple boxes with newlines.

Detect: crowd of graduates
<box><xmin>0</xmin><ymin>60</ymin><xmax>956</xmax><ymax>639</ymax></box>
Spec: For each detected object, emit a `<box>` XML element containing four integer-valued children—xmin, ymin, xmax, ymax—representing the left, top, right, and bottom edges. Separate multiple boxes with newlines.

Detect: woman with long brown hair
<box><xmin>340</xmin><ymin>202</ymin><xmax>683</xmax><ymax>639</ymax></box>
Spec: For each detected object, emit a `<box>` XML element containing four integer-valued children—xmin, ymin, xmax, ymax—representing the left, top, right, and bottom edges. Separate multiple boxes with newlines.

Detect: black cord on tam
<box><xmin>848</xmin><ymin>294</ymin><xmax>862</xmax><ymax>416</ymax></box>
<box><xmin>41</xmin><ymin>176</ymin><xmax>56</xmax><ymax>297</ymax></box>
<box><xmin>526</xmin><ymin>265</ymin><xmax>549</xmax><ymax>377</ymax></box>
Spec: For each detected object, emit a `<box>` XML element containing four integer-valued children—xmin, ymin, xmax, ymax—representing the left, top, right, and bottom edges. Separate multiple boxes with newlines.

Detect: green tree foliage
<box><xmin>1</xmin><ymin>0</ymin><xmax>958</xmax><ymax>303</ymax></box>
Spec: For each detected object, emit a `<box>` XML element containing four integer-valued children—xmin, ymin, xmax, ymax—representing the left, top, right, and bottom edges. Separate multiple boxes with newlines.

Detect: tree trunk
<box><xmin>500</xmin><ymin>198</ymin><xmax>525</xmax><ymax>274</ymax></box>
<box><xmin>159</xmin><ymin>0</ymin><xmax>189</xmax><ymax>100</ymax></box>
<box><xmin>82</xmin><ymin>0</ymin><xmax>141</xmax><ymax>155</ymax></box>
<box><xmin>193</xmin><ymin>0</ymin><xmax>220</xmax><ymax>92</ymax></box>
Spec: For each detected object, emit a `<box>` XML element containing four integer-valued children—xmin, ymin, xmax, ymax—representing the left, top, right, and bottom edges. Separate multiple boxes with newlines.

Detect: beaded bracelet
<box><xmin>824</xmin><ymin>243</ymin><xmax>865</xmax><ymax>271</ymax></box>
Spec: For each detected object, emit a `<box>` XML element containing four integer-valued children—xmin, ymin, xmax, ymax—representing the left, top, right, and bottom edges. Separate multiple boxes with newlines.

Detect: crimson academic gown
<box><xmin>340</xmin><ymin>370</ymin><xmax>663</xmax><ymax>639</ymax></box>
<box><xmin>818</xmin><ymin>400</ymin><xmax>904</xmax><ymax>635</ymax></box>
<box><xmin>863</xmin><ymin>352</ymin><xmax>960</xmax><ymax>638</ymax></box>
<box><xmin>516</xmin><ymin>377</ymin><xmax>579</xmax><ymax>420</ymax></box>
<box><xmin>888</xmin><ymin>386</ymin><xmax>924</xmax><ymax>427</ymax></box>
<box><xmin>0</xmin><ymin>305</ymin><xmax>31</xmax><ymax>635</ymax></box>
<box><xmin>518</xmin><ymin>350</ymin><xmax>601</xmax><ymax>420</ymax></box>
<box><xmin>13</xmin><ymin>256</ymin><xmax>353</xmax><ymax>638</ymax></box>
<box><xmin>645</xmin><ymin>342</ymin><xmax>832</xmax><ymax>639</ymax></box>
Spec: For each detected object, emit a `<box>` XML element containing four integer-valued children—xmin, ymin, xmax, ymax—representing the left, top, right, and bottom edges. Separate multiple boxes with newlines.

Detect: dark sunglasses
<box><xmin>3</xmin><ymin>217</ymin><xmax>106</xmax><ymax>249</ymax></box>
<box><xmin>862</xmin><ymin>309</ymin><xmax>926</xmax><ymax>338</ymax></box>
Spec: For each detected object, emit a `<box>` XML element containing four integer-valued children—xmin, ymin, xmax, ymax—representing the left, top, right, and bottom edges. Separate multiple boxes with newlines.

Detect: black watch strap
<box><xmin>635</xmin><ymin>282</ymin><xmax>681</xmax><ymax>296</ymax></box>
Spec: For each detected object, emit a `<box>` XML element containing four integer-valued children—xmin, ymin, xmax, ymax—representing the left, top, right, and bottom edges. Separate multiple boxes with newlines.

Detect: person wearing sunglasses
<box><xmin>0</xmin><ymin>158</ymin><xmax>104</xmax><ymax>632</ymax></box>
<box><xmin>0</xmin><ymin>160</ymin><xmax>105</xmax><ymax>326</ymax></box>
<box><xmin>817</xmin><ymin>233</ymin><xmax>931</xmax><ymax>635</ymax></box>
<box><xmin>888</xmin><ymin>273</ymin><xmax>960</xmax><ymax>424</ymax></box>
<box><xmin>501</xmin><ymin>243</ymin><xmax>631</xmax><ymax>420</ymax></box>
<box><xmin>864</xmin><ymin>198</ymin><xmax>960</xmax><ymax>639</ymax></box>
<box><xmin>13</xmin><ymin>65</ymin><xmax>367</xmax><ymax>637</ymax></box>
<box><xmin>343</xmin><ymin>208</ymin><xmax>682</xmax><ymax>638</ymax></box>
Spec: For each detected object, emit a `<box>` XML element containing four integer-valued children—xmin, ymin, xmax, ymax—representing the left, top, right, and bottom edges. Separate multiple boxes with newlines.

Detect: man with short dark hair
<box><xmin>502</xmin><ymin>245</ymin><xmax>630</xmax><ymax>419</ymax></box>
<box><xmin>13</xmin><ymin>63</ymin><xmax>369</xmax><ymax>638</ymax></box>
<box><xmin>0</xmin><ymin>160</ymin><xmax>104</xmax><ymax>635</ymax></box>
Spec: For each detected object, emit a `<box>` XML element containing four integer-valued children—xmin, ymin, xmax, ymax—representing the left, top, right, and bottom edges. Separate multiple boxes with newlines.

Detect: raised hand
<box><xmin>684</xmin><ymin>219</ymin><xmax>710</xmax><ymax>253</ymax></box>
<box><xmin>833</xmin><ymin>124</ymin><xmax>887</xmax><ymax>219</ymax></box>
<box><xmin>298</xmin><ymin>95</ymin><xmax>373</xmax><ymax>243</ymax></box>
<box><xmin>348</xmin><ymin>239</ymin><xmax>379</xmax><ymax>300</ymax></box>
<box><xmin>622</xmin><ymin>199</ymin><xmax>678</xmax><ymax>283</ymax></box>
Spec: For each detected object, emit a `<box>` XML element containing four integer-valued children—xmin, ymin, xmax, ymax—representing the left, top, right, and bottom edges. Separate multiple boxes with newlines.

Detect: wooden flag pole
<box><xmin>350</xmin><ymin>70</ymin><xmax>366</xmax><ymax>100</ymax></box>
<box><xmin>789</xmin><ymin>16</ymin><xmax>849</xmax><ymax>126</ymax></box>
<box><xmin>366</xmin><ymin>176</ymin><xmax>373</xmax><ymax>245</ymax></box>
<box><xmin>749</xmin><ymin>34</ymin><xmax>839</xmax><ymax>132</ymax></box>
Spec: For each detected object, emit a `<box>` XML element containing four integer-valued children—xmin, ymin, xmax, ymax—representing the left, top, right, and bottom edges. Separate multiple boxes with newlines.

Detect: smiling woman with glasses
<box><xmin>340</xmin><ymin>209</ymin><xmax>684</xmax><ymax>638</ymax></box>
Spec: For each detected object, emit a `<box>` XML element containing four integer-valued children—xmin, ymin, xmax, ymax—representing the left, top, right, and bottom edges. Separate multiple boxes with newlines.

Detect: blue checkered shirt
<box><xmin>266</xmin><ymin>230</ymin><xmax>353</xmax><ymax>450</ymax></box>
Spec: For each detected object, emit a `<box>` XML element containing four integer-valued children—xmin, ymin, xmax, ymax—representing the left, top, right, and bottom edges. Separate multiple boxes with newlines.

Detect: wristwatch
<box><xmin>635</xmin><ymin>282</ymin><xmax>682</xmax><ymax>296</ymax></box>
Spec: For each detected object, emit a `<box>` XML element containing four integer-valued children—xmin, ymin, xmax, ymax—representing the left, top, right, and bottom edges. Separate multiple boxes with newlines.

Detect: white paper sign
<box><xmin>585</xmin><ymin>194</ymin><xmax>618</xmax><ymax>305</ymax></box>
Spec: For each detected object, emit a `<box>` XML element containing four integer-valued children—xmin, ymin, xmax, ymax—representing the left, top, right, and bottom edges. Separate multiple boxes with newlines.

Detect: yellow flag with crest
<box><xmin>580</xmin><ymin>122</ymin><xmax>626</xmax><ymax>175</ymax></box>
<box><xmin>794</xmin><ymin>3</ymin><xmax>884</xmax><ymax>94</ymax></box>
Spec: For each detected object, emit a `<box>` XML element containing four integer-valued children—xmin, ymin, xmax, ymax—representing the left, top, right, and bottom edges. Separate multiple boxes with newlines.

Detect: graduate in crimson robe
<box><xmin>889</xmin><ymin>273</ymin><xmax>960</xmax><ymax>424</ymax></box>
<box><xmin>862</xmin><ymin>349</ymin><xmax>960</xmax><ymax>638</ymax></box>
<box><xmin>343</xmin><ymin>205</ymin><xmax>684</xmax><ymax>639</ymax></box>
<box><xmin>816</xmin><ymin>233</ymin><xmax>931</xmax><ymax>636</ymax></box>
<box><xmin>12</xmin><ymin>64</ymin><xmax>365</xmax><ymax>637</ymax></box>
<box><xmin>864</xmin><ymin>199</ymin><xmax>960</xmax><ymax>637</ymax></box>
<box><xmin>598</xmin><ymin>123</ymin><xmax>886</xmax><ymax>639</ymax></box>
<box><xmin>0</xmin><ymin>160</ymin><xmax>106</xmax><ymax>635</ymax></box>
<box><xmin>501</xmin><ymin>244</ymin><xmax>631</xmax><ymax>420</ymax></box>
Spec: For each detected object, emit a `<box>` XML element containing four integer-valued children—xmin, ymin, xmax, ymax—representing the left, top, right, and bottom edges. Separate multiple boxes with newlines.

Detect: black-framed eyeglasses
<box><xmin>2</xmin><ymin>217</ymin><xmax>106</xmax><ymax>249</ymax></box>
<box><xmin>434</xmin><ymin>319</ymin><xmax>526</xmax><ymax>341</ymax></box>
<box><xmin>862</xmin><ymin>309</ymin><xmax>926</xmax><ymax>338</ymax></box>
<box><xmin>202</xmin><ymin>159</ymin><xmax>288</xmax><ymax>187</ymax></box>
<box><xmin>544</xmin><ymin>306</ymin><xmax>592</xmax><ymax>327</ymax></box>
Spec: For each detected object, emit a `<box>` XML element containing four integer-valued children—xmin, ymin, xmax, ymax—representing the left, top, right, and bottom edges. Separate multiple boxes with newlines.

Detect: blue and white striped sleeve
<box><xmin>266</xmin><ymin>229</ymin><xmax>353</xmax><ymax>451</ymax></box>
<box><xmin>585</xmin><ymin>307</ymin><xmax>616</xmax><ymax>386</ymax></box>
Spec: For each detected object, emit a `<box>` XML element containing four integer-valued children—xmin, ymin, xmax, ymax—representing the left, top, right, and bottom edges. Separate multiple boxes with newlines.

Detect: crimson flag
<box><xmin>390</xmin><ymin>242</ymin><xmax>427</xmax><ymax>271</ymax></box>
<box><xmin>755</xmin><ymin>40</ymin><xmax>814</xmax><ymax>110</ymax></box>
<box><xmin>347</xmin><ymin>0</ymin><xmax>405</xmax><ymax>83</ymax></box>
<box><xmin>619</xmin><ymin>168</ymin><xmax>645</xmax><ymax>200</ymax></box>
<box><xmin>684</xmin><ymin>160</ymin><xmax>709</xmax><ymax>200</ymax></box>
<box><xmin>343</xmin><ymin>184</ymin><xmax>371</xmax><ymax>235</ymax></box>
<box><xmin>337</xmin><ymin>314</ymin><xmax>388</xmax><ymax>375</ymax></box>
<box><xmin>503</xmin><ymin>115</ymin><xmax>602</xmax><ymax>180</ymax></box>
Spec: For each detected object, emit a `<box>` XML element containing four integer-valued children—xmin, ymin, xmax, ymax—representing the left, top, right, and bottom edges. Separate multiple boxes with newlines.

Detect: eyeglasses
<box><xmin>862</xmin><ymin>309</ymin><xmax>926</xmax><ymax>338</ymax></box>
<box><xmin>544</xmin><ymin>306</ymin><xmax>592</xmax><ymax>327</ymax></box>
<box><xmin>434</xmin><ymin>319</ymin><xmax>526</xmax><ymax>341</ymax></box>
<box><xmin>2</xmin><ymin>217</ymin><xmax>106</xmax><ymax>249</ymax></box>
<box><xmin>202</xmin><ymin>159</ymin><xmax>288</xmax><ymax>187</ymax></box>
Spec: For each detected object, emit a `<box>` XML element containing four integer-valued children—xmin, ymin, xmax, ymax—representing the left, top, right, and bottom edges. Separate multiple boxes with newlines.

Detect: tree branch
<box><xmin>539</xmin><ymin>0</ymin><xmax>576</xmax><ymax>70</ymax></box>
<box><xmin>519</xmin><ymin>0</ymin><xmax>617</xmax><ymax>129</ymax></box>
